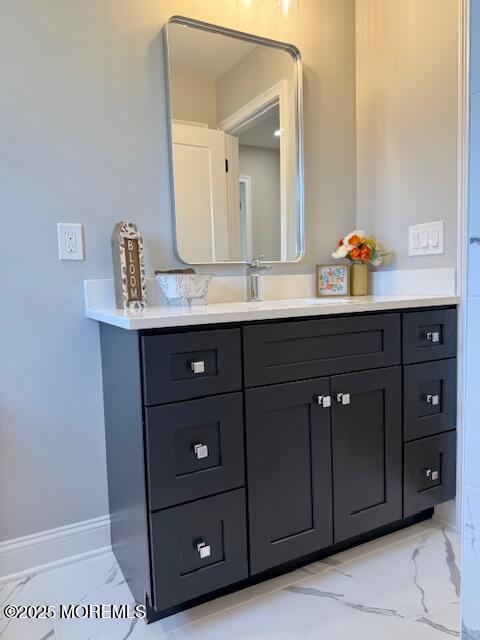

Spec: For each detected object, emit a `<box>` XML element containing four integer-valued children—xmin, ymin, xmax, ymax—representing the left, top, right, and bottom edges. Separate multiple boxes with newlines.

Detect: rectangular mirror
<box><xmin>164</xmin><ymin>16</ymin><xmax>304</xmax><ymax>264</ymax></box>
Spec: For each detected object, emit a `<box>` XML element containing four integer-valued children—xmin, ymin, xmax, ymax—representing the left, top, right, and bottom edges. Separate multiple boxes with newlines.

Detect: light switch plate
<box><xmin>408</xmin><ymin>221</ymin><xmax>444</xmax><ymax>256</ymax></box>
<box><xmin>57</xmin><ymin>223</ymin><xmax>84</xmax><ymax>260</ymax></box>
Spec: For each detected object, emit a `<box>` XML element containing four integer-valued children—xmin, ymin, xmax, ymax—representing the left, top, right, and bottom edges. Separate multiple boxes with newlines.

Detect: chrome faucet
<box><xmin>246</xmin><ymin>256</ymin><xmax>272</xmax><ymax>302</ymax></box>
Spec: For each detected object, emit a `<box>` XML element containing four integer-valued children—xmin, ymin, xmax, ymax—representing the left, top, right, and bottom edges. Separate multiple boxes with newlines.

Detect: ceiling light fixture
<box><xmin>236</xmin><ymin>0</ymin><xmax>263</xmax><ymax>7</ymax></box>
<box><xmin>274</xmin><ymin>129</ymin><xmax>283</xmax><ymax>137</ymax></box>
<box><xmin>273</xmin><ymin>0</ymin><xmax>299</xmax><ymax>18</ymax></box>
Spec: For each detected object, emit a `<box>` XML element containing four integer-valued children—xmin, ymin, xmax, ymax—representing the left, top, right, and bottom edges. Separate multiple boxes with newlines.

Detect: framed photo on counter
<box><xmin>316</xmin><ymin>264</ymin><xmax>350</xmax><ymax>297</ymax></box>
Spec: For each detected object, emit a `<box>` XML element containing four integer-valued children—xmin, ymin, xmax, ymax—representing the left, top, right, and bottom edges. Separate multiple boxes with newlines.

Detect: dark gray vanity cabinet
<box><xmin>150</xmin><ymin>489</ymin><xmax>248</xmax><ymax>611</ymax></box>
<box><xmin>145</xmin><ymin>393</ymin><xmax>245</xmax><ymax>511</ymax></box>
<box><xmin>246</xmin><ymin>367</ymin><xmax>403</xmax><ymax>573</ymax></box>
<box><xmin>331</xmin><ymin>366</ymin><xmax>402</xmax><ymax>542</ymax></box>
<box><xmin>246</xmin><ymin>378</ymin><xmax>333</xmax><ymax>574</ymax></box>
<box><xmin>243</xmin><ymin>313</ymin><xmax>401</xmax><ymax>386</ymax></box>
<box><xmin>99</xmin><ymin>305</ymin><xmax>458</xmax><ymax>622</ymax></box>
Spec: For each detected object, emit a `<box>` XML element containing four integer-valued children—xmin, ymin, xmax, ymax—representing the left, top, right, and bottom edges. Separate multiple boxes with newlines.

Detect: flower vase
<box><xmin>350</xmin><ymin>263</ymin><xmax>368</xmax><ymax>296</ymax></box>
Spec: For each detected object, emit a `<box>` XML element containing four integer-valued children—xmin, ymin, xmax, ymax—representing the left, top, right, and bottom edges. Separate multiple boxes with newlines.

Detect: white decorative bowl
<box><xmin>156</xmin><ymin>273</ymin><xmax>213</xmax><ymax>305</ymax></box>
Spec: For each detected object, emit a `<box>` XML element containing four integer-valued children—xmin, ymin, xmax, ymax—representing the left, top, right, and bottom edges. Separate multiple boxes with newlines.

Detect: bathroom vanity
<box><xmin>95</xmin><ymin>297</ymin><xmax>458</xmax><ymax>622</ymax></box>
<box><xmin>88</xmin><ymin>14</ymin><xmax>461</xmax><ymax>624</ymax></box>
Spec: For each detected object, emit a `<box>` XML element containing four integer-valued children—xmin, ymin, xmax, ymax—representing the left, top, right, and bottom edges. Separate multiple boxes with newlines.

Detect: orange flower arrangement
<box><xmin>332</xmin><ymin>230</ymin><xmax>387</xmax><ymax>266</ymax></box>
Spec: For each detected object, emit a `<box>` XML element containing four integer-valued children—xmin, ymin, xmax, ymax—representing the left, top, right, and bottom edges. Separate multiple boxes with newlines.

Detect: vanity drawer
<box><xmin>142</xmin><ymin>328</ymin><xmax>242</xmax><ymax>405</ymax></box>
<box><xmin>243</xmin><ymin>314</ymin><xmax>401</xmax><ymax>387</ymax></box>
<box><xmin>145</xmin><ymin>393</ymin><xmax>245</xmax><ymax>511</ymax></box>
<box><xmin>150</xmin><ymin>489</ymin><xmax>248</xmax><ymax>612</ymax></box>
<box><xmin>404</xmin><ymin>431</ymin><xmax>457</xmax><ymax>517</ymax></box>
<box><xmin>403</xmin><ymin>309</ymin><xmax>457</xmax><ymax>364</ymax></box>
<box><xmin>404</xmin><ymin>359</ymin><xmax>457</xmax><ymax>441</ymax></box>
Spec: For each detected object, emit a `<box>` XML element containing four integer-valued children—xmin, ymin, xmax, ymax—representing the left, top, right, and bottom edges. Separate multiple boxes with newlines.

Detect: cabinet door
<box><xmin>331</xmin><ymin>367</ymin><xmax>402</xmax><ymax>542</ymax></box>
<box><xmin>246</xmin><ymin>378</ymin><xmax>333</xmax><ymax>575</ymax></box>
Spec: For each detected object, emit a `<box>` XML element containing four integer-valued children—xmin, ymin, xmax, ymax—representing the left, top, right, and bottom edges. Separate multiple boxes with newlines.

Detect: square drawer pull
<box><xmin>336</xmin><ymin>393</ymin><xmax>351</xmax><ymax>406</ymax></box>
<box><xmin>316</xmin><ymin>395</ymin><xmax>331</xmax><ymax>408</ymax></box>
<box><xmin>426</xmin><ymin>394</ymin><xmax>440</xmax><ymax>406</ymax></box>
<box><xmin>193</xmin><ymin>443</ymin><xmax>209</xmax><ymax>460</ymax></box>
<box><xmin>424</xmin><ymin>468</ymin><xmax>439</xmax><ymax>481</ymax></box>
<box><xmin>426</xmin><ymin>331</ymin><xmax>440</xmax><ymax>343</ymax></box>
<box><xmin>197</xmin><ymin>541</ymin><xmax>211</xmax><ymax>559</ymax></box>
<box><xmin>191</xmin><ymin>360</ymin><xmax>206</xmax><ymax>374</ymax></box>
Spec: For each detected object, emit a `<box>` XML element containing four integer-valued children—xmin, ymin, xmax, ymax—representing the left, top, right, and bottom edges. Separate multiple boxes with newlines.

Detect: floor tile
<box><xmin>49</xmin><ymin>554</ymin><xmax>164</xmax><ymax>640</ymax></box>
<box><xmin>338</xmin><ymin>527</ymin><xmax>460</xmax><ymax>619</ymax></box>
<box><xmin>156</xmin><ymin>564</ymin><xmax>324</xmax><ymax>635</ymax></box>
<box><xmin>379</xmin><ymin>600</ymin><xmax>460</xmax><ymax>638</ymax></box>
<box><xmin>462</xmin><ymin>484</ymin><xmax>480</xmax><ymax>635</ymax></box>
<box><xmin>0</xmin><ymin>521</ymin><xmax>461</xmax><ymax>640</ymax></box>
<box><xmin>0</xmin><ymin>579</ymin><xmax>26</xmax><ymax>608</ymax></box>
<box><xmin>312</xmin><ymin>519</ymin><xmax>442</xmax><ymax>569</ymax></box>
<box><xmin>0</xmin><ymin>552</ymin><xmax>155</xmax><ymax>640</ymax></box>
<box><xmin>52</xmin><ymin>555</ymin><xmax>323</xmax><ymax>639</ymax></box>
<box><xmin>171</xmin><ymin>569</ymin><xmax>409</xmax><ymax>640</ymax></box>
<box><xmin>160</xmin><ymin>522</ymin><xmax>440</xmax><ymax>635</ymax></box>
<box><xmin>0</xmin><ymin>574</ymin><xmax>57</xmax><ymax>640</ymax></box>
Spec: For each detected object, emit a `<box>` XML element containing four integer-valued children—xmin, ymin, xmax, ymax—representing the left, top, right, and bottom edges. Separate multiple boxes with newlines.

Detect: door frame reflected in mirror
<box><xmin>163</xmin><ymin>15</ymin><xmax>304</xmax><ymax>265</ymax></box>
<box><xmin>219</xmin><ymin>86</ymin><xmax>290</xmax><ymax>261</ymax></box>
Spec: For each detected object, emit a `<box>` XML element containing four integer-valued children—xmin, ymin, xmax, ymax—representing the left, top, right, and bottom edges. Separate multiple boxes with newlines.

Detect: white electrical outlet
<box><xmin>408</xmin><ymin>221</ymin><xmax>444</xmax><ymax>256</ymax></box>
<box><xmin>57</xmin><ymin>223</ymin><xmax>84</xmax><ymax>260</ymax></box>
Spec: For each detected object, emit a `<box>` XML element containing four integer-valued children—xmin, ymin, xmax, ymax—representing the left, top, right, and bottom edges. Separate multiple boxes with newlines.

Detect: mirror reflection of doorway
<box><xmin>236</xmin><ymin>104</ymin><xmax>282</xmax><ymax>262</ymax></box>
<box><xmin>239</xmin><ymin>176</ymin><xmax>253</xmax><ymax>261</ymax></box>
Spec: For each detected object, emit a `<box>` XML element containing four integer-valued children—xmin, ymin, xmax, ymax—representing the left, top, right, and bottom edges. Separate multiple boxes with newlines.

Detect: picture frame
<box><xmin>316</xmin><ymin>264</ymin><xmax>350</xmax><ymax>297</ymax></box>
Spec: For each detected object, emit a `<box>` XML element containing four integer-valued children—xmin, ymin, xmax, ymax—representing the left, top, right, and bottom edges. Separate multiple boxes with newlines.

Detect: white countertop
<box><xmin>85</xmin><ymin>294</ymin><xmax>460</xmax><ymax>330</ymax></box>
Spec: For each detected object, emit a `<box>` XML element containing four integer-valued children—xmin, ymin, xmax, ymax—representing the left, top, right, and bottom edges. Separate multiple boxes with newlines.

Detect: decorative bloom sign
<box><xmin>111</xmin><ymin>222</ymin><xmax>147</xmax><ymax>309</ymax></box>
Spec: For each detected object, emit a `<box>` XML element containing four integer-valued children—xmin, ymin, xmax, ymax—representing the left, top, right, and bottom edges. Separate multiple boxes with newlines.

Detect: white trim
<box><xmin>240</xmin><ymin>175</ymin><xmax>253</xmax><ymax>260</ymax></box>
<box><xmin>225</xmin><ymin>133</ymin><xmax>241</xmax><ymax>261</ymax></box>
<box><xmin>0</xmin><ymin>547</ymin><xmax>112</xmax><ymax>586</ymax></box>
<box><xmin>451</xmin><ymin>0</ymin><xmax>471</xmax><ymax>533</ymax></box>
<box><xmin>219</xmin><ymin>81</ymin><xmax>291</xmax><ymax>261</ymax></box>
<box><xmin>218</xmin><ymin>81</ymin><xmax>288</xmax><ymax>133</ymax></box>
<box><xmin>0</xmin><ymin>515</ymin><xmax>111</xmax><ymax>582</ymax></box>
<box><xmin>172</xmin><ymin>118</ymin><xmax>208</xmax><ymax>128</ymax></box>
<box><xmin>457</xmin><ymin>0</ymin><xmax>470</xmax><ymax>302</ymax></box>
<box><xmin>437</xmin><ymin>0</ymin><xmax>470</xmax><ymax>532</ymax></box>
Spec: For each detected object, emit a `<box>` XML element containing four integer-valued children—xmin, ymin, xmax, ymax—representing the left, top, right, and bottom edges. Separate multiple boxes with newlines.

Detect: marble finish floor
<box><xmin>0</xmin><ymin>519</ymin><xmax>460</xmax><ymax>640</ymax></box>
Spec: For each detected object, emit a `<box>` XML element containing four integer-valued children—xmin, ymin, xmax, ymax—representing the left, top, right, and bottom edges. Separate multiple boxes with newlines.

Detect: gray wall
<box><xmin>0</xmin><ymin>0</ymin><xmax>357</xmax><ymax>542</ymax></box>
<box><xmin>170</xmin><ymin>72</ymin><xmax>218</xmax><ymax>128</ymax></box>
<box><xmin>355</xmin><ymin>0</ymin><xmax>459</xmax><ymax>270</ymax></box>
<box><xmin>239</xmin><ymin>146</ymin><xmax>281</xmax><ymax>260</ymax></box>
<box><xmin>216</xmin><ymin>45</ymin><xmax>295</xmax><ymax>124</ymax></box>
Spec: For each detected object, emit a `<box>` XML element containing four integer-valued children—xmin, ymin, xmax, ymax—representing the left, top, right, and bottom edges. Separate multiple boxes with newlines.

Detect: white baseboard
<box><xmin>0</xmin><ymin>515</ymin><xmax>111</xmax><ymax>584</ymax></box>
<box><xmin>434</xmin><ymin>501</ymin><xmax>460</xmax><ymax>532</ymax></box>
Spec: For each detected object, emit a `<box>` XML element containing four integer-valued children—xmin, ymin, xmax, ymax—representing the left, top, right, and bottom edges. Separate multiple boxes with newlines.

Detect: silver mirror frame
<box><xmin>163</xmin><ymin>15</ymin><xmax>305</xmax><ymax>265</ymax></box>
